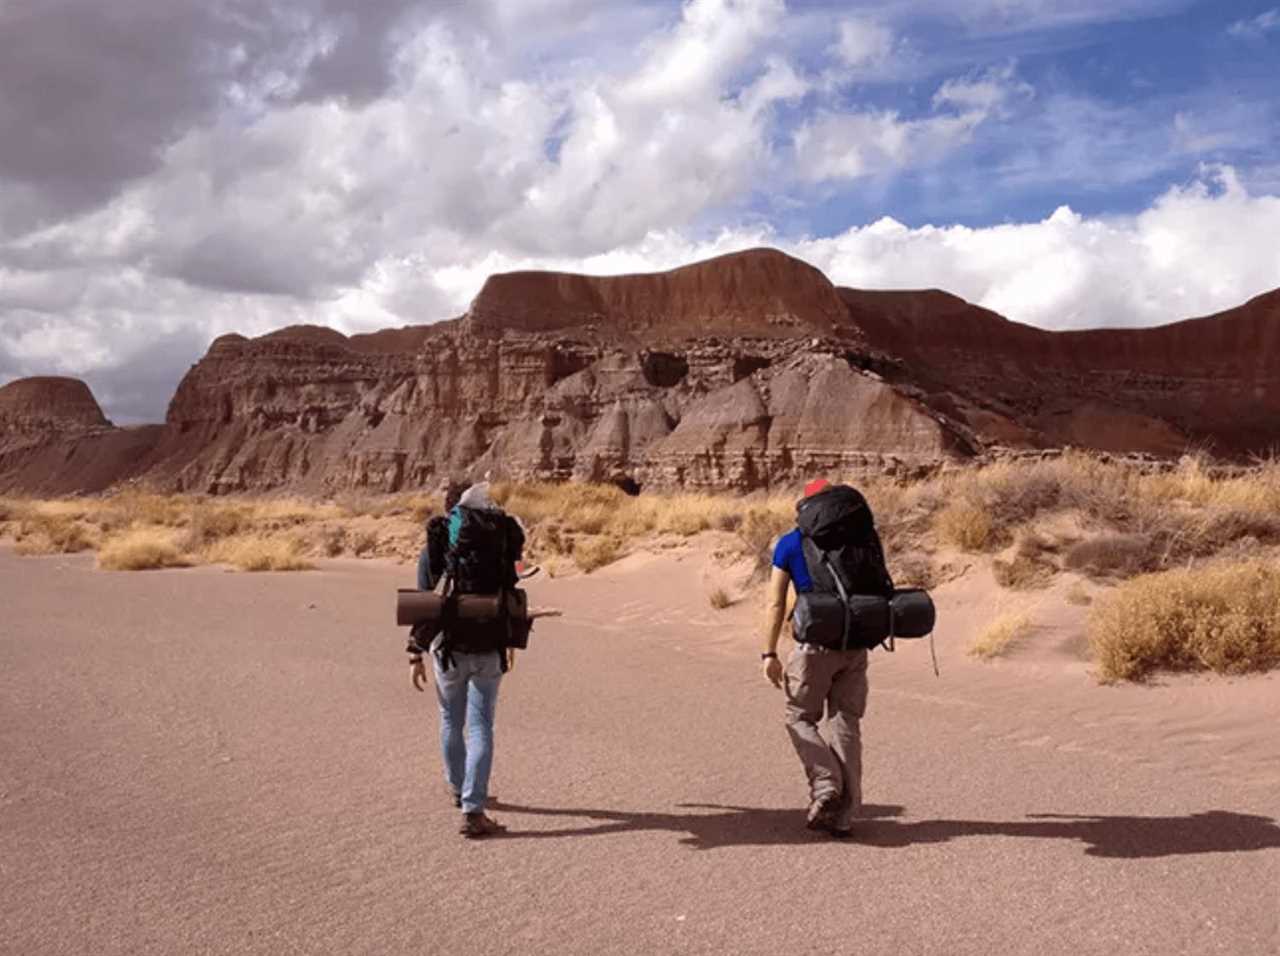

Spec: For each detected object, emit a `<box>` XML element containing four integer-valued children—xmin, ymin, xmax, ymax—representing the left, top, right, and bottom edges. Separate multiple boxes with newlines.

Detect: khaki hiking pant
<box><xmin>784</xmin><ymin>644</ymin><xmax>869</xmax><ymax>829</ymax></box>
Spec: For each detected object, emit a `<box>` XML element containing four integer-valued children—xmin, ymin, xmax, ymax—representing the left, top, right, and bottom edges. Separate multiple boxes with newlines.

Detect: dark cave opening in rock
<box><xmin>732</xmin><ymin>356</ymin><xmax>771</xmax><ymax>381</ymax></box>
<box><xmin>641</xmin><ymin>351</ymin><xmax>689</xmax><ymax>388</ymax></box>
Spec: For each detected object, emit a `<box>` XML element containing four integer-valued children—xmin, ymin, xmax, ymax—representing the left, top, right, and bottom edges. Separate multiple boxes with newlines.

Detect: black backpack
<box><xmin>423</xmin><ymin>514</ymin><xmax>451</xmax><ymax>589</ymax></box>
<box><xmin>438</xmin><ymin>507</ymin><xmax>529</xmax><ymax>663</ymax></box>
<box><xmin>793</xmin><ymin>485</ymin><xmax>895</xmax><ymax>651</ymax></box>
<box><xmin>447</xmin><ymin>507</ymin><xmax>521</xmax><ymax>595</ymax></box>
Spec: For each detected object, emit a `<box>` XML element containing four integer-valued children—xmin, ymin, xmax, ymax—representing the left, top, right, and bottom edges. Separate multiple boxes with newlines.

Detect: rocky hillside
<box><xmin>2</xmin><ymin>249</ymin><xmax>1278</xmax><ymax>495</ymax></box>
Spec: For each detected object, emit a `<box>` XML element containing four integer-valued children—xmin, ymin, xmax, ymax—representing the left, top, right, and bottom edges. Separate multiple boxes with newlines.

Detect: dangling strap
<box><xmin>435</xmin><ymin>572</ymin><xmax>458</xmax><ymax>673</ymax></box>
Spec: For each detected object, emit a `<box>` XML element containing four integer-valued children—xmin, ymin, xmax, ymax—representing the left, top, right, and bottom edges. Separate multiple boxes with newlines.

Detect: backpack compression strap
<box><xmin>806</xmin><ymin>533</ymin><xmax>893</xmax><ymax>653</ymax></box>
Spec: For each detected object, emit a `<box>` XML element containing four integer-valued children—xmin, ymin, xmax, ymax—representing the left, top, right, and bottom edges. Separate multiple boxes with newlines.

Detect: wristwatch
<box><xmin>761</xmin><ymin>651</ymin><xmax>778</xmax><ymax>660</ymax></box>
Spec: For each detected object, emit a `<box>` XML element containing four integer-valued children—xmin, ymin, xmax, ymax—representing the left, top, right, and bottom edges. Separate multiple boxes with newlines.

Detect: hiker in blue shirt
<box><xmin>760</xmin><ymin>478</ymin><xmax>894</xmax><ymax>838</ymax></box>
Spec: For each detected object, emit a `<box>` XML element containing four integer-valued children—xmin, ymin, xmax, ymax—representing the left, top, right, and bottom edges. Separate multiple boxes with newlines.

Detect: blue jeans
<box><xmin>433</xmin><ymin>650</ymin><xmax>502</xmax><ymax>814</ymax></box>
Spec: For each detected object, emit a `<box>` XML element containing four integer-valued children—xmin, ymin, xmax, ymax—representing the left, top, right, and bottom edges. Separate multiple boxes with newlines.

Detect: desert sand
<box><xmin>2</xmin><ymin>544</ymin><xmax>1278</xmax><ymax>956</ymax></box>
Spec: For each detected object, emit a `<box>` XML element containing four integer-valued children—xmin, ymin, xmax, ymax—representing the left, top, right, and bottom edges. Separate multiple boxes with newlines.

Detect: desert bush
<box><xmin>334</xmin><ymin>492</ymin><xmax>400</xmax><ymax>519</ymax></box>
<box><xmin>1188</xmin><ymin>508</ymin><xmax>1280</xmax><ymax>553</ymax></box>
<box><xmin>104</xmin><ymin>489</ymin><xmax>187</xmax><ymax>528</ymax></box>
<box><xmin>320</xmin><ymin>527</ymin><xmax>346</xmax><ymax>557</ymax></box>
<box><xmin>708</xmin><ymin>587</ymin><xmax>733</xmax><ymax>610</ymax></box>
<box><xmin>934</xmin><ymin>498</ymin><xmax>995</xmax><ymax>551</ymax></box>
<box><xmin>654</xmin><ymin>497</ymin><xmax>717</xmax><ymax>537</ymax></box>
<box><xmin>350</xmin><ymin>529</ymin><xmax>380</xmax><ymax>557</ymax></box>
<box><xmin>736</xmin><ymin>504</ymin><xmax>793</xmax><ymax>564</ymax></box>
<box><xmin>206</xmin><ymin>535</ymin><xmax>314</xmax><ymax>572</ymax></box>
<box><xmin>969</xmin><ymin>611</ymin><xmax>1034</xmax><ymax>659</ymax></box>
<box><xmin>1064</xmin><ymin>533</ymin><xmax>1158</xmax><ymax>579</ymax></box>
<box><xmin>0</xmin><ymin>497</ymin><xmax>36</xmax><ymax>524</ymax></box>
<box><xmin>1065</xmin><ymin>583</ymin><xmax>1093</xmax><ymax>606</ymax></box>
<box><xmin>528</xmin><ymin>522</ymin><xmax>570</xmax><ymax>558</ymax></box>
<box><xmin>1088</xmin><ymin>560</ymin><xmax>1280</xmax><ymax>682</ymax></box>
<box><xmin>408</xmin><ymin>496</ymin><xmax>439</xmax><ymax>526</ymax></box>
<box><xmin>1137</xmin><ymin>455</ymin><xmax>1280</xmax><ymax>515</ymax></box>
<box><xmin>98</xmin><ymin>529</ymin><xmax>190</xmax><ymax>571</ymax></box>
<box><xmin>179</xmin><ymin>504</ymin><xmax>248</xmax><ymax>550</ymax></box>
<box><xmin>13</xmin><ymin>514</ymin><xmax>95</xmax><ymax>554</ymax></box>
<box><xmin>494</xmin><ymin>481</ymin><xmax>627</xmax><ymax>527</ymax></box>
<box><xmin>892</xmin><ymin>552</ymin><xmax>937</xmax><ymax>590</ymax></box>
<box><xmin>993</xmin><ymin>532</ymin><xmax>1059</xmax><ymax>590</ymax></box>
<box><xmin>573</xmin><ymin>536</ymin><xmax>621</xmax><ymax>573</ymax></box>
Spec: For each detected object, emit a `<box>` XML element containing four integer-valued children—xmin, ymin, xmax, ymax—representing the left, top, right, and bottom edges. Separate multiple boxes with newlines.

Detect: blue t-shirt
<box><xmin>771</xmin><ymin>529</ymin><xmax>813</xmax><ymax>592</ymax></box>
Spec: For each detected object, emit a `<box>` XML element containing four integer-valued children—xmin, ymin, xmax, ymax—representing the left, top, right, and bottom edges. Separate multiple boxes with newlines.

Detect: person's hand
<box><xmin>410</xmin><ymin>658</ymin><xmax>427</xmax><ymax>692</ymax></box>
<box><xmin>763</xmin><ymin>655</ymin><xmax>783</xmax><ymax>689</ymax></box>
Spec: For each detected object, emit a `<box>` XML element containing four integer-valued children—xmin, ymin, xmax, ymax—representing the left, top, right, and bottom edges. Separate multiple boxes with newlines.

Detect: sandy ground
<box><xmin>2</xmin><ymin>544</ymin><xmax>1278</xmax><ymax>956</ymax></box>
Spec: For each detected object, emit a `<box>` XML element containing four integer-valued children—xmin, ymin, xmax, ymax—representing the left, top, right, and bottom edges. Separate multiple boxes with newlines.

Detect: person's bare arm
<box><xmin>761</xmin><ymin>567</ymin><xmax>790</xmax><ymax>688</ymax></box>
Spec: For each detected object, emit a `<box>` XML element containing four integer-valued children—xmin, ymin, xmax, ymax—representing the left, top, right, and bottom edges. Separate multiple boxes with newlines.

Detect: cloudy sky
<box><xmin>2</xmin><ymin>0</ymin><xmax>1279</xmax><ymax>422</ymax></box>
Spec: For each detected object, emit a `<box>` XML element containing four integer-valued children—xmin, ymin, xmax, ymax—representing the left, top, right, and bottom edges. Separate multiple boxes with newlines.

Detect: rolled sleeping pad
<box><xmin>889</xmin><ymin>588</ymin><xmax>936</xmax><ymax>638</ymax></box>
<box><xmin>396</xmin><ymin>588</ymin><xmax>529</xmax><ymax>627</ymax></box>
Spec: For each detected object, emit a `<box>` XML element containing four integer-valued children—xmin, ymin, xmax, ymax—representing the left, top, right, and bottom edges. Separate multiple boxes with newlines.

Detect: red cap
<box><xmin>803</xmin><ymin>478</ymin><xmax>831</xmax><ymax>498</ymax></box>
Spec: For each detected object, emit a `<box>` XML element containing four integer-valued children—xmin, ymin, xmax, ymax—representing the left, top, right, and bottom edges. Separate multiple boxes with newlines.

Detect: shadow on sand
<box><xmin>487</xmin><ymin>801</ymin><xmax>1280</xmax><ymax>858</ymax></box>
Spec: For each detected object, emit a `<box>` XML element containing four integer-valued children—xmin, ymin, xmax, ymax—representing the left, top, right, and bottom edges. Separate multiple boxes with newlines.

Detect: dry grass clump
<box><xmin>1064</xmin><ymin>533</ymin><xmax>1159</xmax><ymax>579</ymax></box>
<box><xmin>0</xmin><ymin>496</ymin><xmax>35</xmax><ymax>523</ymax></box>
<box><xmin>205</xmin><ymin>535</ymin><xmax>314</xmax><ymax>572</ymax></box>
<box><xmin>892</xmin><ymin>552</ymin><xmax>937</xmax><ymax>590</ymax></box>
<box><xmin>493</xmin><ymin>481</ymin><xmax>626</xmax><ymax>525</ymax></box>
<box><xmin>736</xmin><ymin>503</ymin><xmax>794</xmax><ymax>569</ymax></box>
<box><xmin>969</xmin><ymin>611</ymin><xmax>1034</xmax><ymax>659</ymax></box>
<box><xmin>319</xmin><ymin>527</ymin><xmax>347</xmax><ymax>557</ymax></box>
<box><xmin>11</xmin><ymin>513</ymin><xmax>97</xmax><ymax>555</ymax></box>
<box><xmin>1138</xmin><ymin>456</ymin><xmax>1280</xmax><ymax>514</ymax></box>
<box><xmin>1089</xmin><ymin>560</ymin><xmax>1280</xmax><ymax>682</ymax></box>
<box><xmin>992</xmin><ymin>532</ymin><xmax>1060</xmax><ymax>590</ymax></box>
<box><xmin>101</xmin><ymin>489</ymin><xmax>189</xmax><ymax>529</ymax></box>
<box><xmin>335</xmin><ymin>492</ymin><xmax>437</xmax><ymax>523</ymax></box>
<box><xmin>349</xmin><ymin>529</ymin><xmax>380</xmax><ymax>557</ymax></box>
<box><xmin>98</xmin><ymin>528</ymin><xmax>190</xmax><ymax>571</ymax></box>
<box><xmin>573</xmin><ymin>536</ymin><xmax>622</xmax><ymax>573</ymax></box>
<box><xmin>708</xmin><ymin>587</ymin><xmax>734</xmax><ymax>610</ymax></box>
<box><xmin>496</xmin><ymin>481</ymin><xmax>795</xmax><ymax>556</ymax></box>
<box><xmin>1065</xmin><ymin>582</ymin><xmax>1093</xmax><ymax>606</ymax></box>
<box><xmin>177</xmin><ymin>504</ymin><xmax>249</xmax><ymax>551</ymax></box>
<box><xmin>934</xmin><ymin>498</ymin><xmax>995</xmax><ymax>551</ymax></box>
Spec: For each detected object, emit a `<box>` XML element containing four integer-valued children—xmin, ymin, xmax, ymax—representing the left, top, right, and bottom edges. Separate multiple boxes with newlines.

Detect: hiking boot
<box><xmin>806</xmin><ymin>792</ymin><xmax>841</xmax><ymax>831</ymax></box>
<box><xmin>460</xmin><ymin>812</ymin><xmax>507</xmax><ymax>839</ymax></box>
<box><xmin>452</xmin><ymin>791</ymin><xmax>462</xmax><ymax>809</ymax></box>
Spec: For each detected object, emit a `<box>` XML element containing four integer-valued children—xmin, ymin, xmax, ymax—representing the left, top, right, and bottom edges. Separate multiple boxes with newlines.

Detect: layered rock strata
<box><xmin>2</xmin><ymin>248</ymin><xmax>1278</xmax><ymax>495</ymax></box>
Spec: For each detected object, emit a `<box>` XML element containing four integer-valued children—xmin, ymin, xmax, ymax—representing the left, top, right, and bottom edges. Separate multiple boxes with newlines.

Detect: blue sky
<box><xmin>1</xmin><ymin>0</ymin><xmax>1278</xmax><ymax>422</ymax></box>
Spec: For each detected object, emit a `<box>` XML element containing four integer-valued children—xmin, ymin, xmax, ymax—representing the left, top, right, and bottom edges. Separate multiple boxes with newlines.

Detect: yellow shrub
<box><xmin>12</xmin><ymin>514</ymin><xmax>96</xmax><ymax>554</ymax></box>
<box><xmin>736</xmin><ymin>504</ymin><xmax>793</xmax><ymax>563</ymax></box>
<box><xmin>98</xmin><ymin>529</ymin><xmax>190</xmax><ymax>571</ymax></box>
<box><xmin>1089</xmin><ymin>560</ymin><xmax>1280</xmax><ymax>682</ymax></box>
<box><xmin>0</xmin><ymin>497</ymin><xmax>33</xmax><ymax>523</ymax></box>
<box><xmin>573</xmin><ymin>536</ymin><xmax>621</xmax><ymax>573</ymax></box>
<box><xmin>205</xmin><ymin>535</ymin><xmax>314</xmax><ymax>572</ymax></box>
<box><xmin>934</xmin><ymin>499</ymin><xmax>994</xmax><ymax>551</ymax></box>
<box><xmin>104</xmin><ymin>489</ymin><xmax>187</xmax><ymax>527</ymax></box>
<box><xmin>969</xmin><ymin>611</ymin><xmax>1033</xmax><ymax>659</ymax></box>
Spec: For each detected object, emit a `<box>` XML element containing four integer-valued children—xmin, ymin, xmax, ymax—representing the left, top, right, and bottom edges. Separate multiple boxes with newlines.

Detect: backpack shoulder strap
<box><xmin>800</xmin><ymin>533</ymin><xmax>835</xmax><ymax>593</ymax></box>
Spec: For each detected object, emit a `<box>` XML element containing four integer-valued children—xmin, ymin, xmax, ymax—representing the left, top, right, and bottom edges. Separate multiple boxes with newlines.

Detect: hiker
<box><xmin>760</xmin><ymin>478</ymin><xmax>895</xmax><ymax>837</ymax></box>
<box><xmin>409</xmin><ymin>482</ymin><xmax>527</xmax><ymax>839</ymax></box>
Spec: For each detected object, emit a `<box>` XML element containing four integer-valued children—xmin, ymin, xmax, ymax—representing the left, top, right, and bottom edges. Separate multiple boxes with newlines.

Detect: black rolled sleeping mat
<box><xmin>890</xmin><ymin>588</ymin><xmax>936</xmax><ymax>638</ymax></box>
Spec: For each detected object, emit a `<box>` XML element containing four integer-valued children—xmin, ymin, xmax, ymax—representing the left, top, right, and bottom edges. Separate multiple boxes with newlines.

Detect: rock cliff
<box><xmin>1</xmin><ymin>249</ymin><xmax>1278</xmax><ymax>495</ymax></box>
